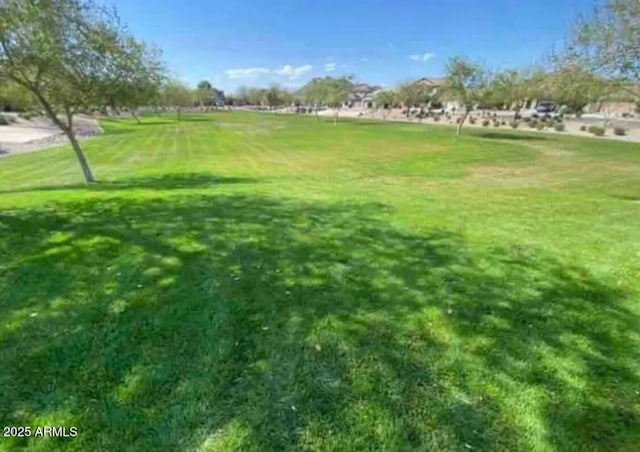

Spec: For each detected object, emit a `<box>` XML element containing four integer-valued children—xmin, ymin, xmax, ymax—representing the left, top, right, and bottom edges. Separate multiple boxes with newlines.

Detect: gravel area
<box><xmin>0</xmin><ymin>114</ymin><xmax>102</xmax><ymax>158</ymax></box>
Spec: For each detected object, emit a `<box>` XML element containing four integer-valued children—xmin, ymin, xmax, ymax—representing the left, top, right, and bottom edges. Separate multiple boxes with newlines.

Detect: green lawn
<box><xmin>1</xmin><ymin>112</ymin><xmax>639</xmax><ymax>451</ymax></box>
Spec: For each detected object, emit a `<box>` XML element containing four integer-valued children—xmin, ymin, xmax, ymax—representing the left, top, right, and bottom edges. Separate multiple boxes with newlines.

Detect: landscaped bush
<box><xmin>493</xmin><ymin>121</ymin><xmax>500</xmax><ymax>127</ymax></box>
<box><xmin>433</xmin><ymin>115</ymin><xmax>441</xmax><ymax>122</ymax></box>
<box><xmin>554</xmin><ymin>123</ymin><xmax>565</xmax><ymax>132</ymax></box>
<box><xmin>18</xmin><ymin>111</ymin><xmax>38</xmax><ymax>120</ymax></box>
<box><xmin>536</xmin><ymin>122</ymin><xmax>545</xmax><ymax>131</ymax></box>
<box><xmin>482</xmin><ymin>119</ymin><xmax>490</xmax><ymax>127</ymax></box>
<box><xmin>614</xmin><ymin>127</ymin><xmax>627</xmax><ymax>136</ymax></box>
<box><xmin>589</xmin><ymin>126</ymin><xmax>605</xmax><ymax>136</ymax></box>
<box><xmin>455</xmin><ymin>117</ymin><xmax>461</xmax><ymax>124</ymax></box>
<box><xmin>529</xmin><ymin>120</ymin><xmax>538</xmax><ymax>128</ymax></box>
<box><xmin>510</xmin><ymin>121</ymin><xmax>519</xmax><ymax>129</ymax></box>
<box><xmin>580</xmin><ymin>125</ymin><xmax>587</xmax><ymax>131</ymax></box>
<box><xmin>469</xmin><ymin>117</ymin><xmax>477</xmax><ymax>125</ymax></box>
<box><xmin>501</xmin><ymin>120</ymin><xmax>506</xmax><ymax>126</ymax></box>
<box><xmin>0</xmin><ymin>115</ymin><xmax>9</xmax><ymax>125</ymax></box>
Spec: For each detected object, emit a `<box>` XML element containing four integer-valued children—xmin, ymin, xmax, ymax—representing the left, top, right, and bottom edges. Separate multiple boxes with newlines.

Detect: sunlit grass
<box><xmin>0</xmin><ymin>112</ymin><xmax>639</xmax><ymax>450</ymax></box>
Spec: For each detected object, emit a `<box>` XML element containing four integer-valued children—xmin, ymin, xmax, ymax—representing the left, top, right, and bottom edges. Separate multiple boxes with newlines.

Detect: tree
<box><xmin>196</xmin><ymin>80</ymin><xmax>214</xmax><ymax>108</ymax></box>
<box><xmin>395</xmin><ymin>81</ymin><xmax>428</xmax><ymax>118</ymax></box>
<box><xmin>373</xmin><ymin>90</ymin><xmax>396</xmax><ymax>121</ymax></box>
<box><xmin>161</xmin><ymin>81</ymin><xmax>193</xmax><ymax>121</ymax></box>
<box><xmin>566</xmin><ymin>0</ymin><xmax>639</xmax><ymax>87</ymax></box>
<box><xmin>246</xmin><ymin>88</ymin><xmax>266</xmax><ymax>106</ymax></box>
<box><xmin>489</xmin><ymin>69</ymin><xmax>527</xmax><ymax>119</ymax></box>
<box><xmin>323</xmin><ymin>76</ymin><xmax>353</xmax><ymax>125</ymax></box>
<box><xmin>265</xmin><ymin>85</ymin><xmax>284</xmax><ymax>111</ymax></box>
<box><xmin>549</xmin><ymin>66</ymin><xmax>610</xmax><ymax>116</ymax></box>
<box><xmin>235</xmin><ymin>86</ymin><xmax>249</xmax><ymax>106</ymax></box>
<box><xmin>107</xmin><ymin>41</ymin><xmax>165</xmax><ymax>123</ymax></box>
<box><xmin>0</xmin><ymin>0</ymin><xmax>161</xmax><ymax>183</ymax></box>
<box><xmin>0</xmin><ymin>79</ymin><xmax>36</xmax><ymax>111</ymax></box>
<box><xmin>301</xmin><ymin>78</ymin><xmax>328</xmax><ymax>119</ymax></box>
<box><xmin>444</xmin><ymin>57</ymin><xmax>490</xmax><ymax>136</ymax></box>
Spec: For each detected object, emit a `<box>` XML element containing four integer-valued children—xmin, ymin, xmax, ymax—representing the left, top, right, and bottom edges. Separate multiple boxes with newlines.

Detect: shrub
<box><xmin>0</xmin><ymin>115</ymin><xmax>9</xmax><ymax>125</ymax></box>
<box><xmin>614</xmin><ymin>127</ymin><xmax>627</xmax><ymax>136</ymax></box>
<box><xmin>536</xmin><ymin>122</ymin><xmax>545</xmax><ymax>131</ymax></box>
<box><xmin>455</xmin><ymin>117</ymin><xmax>461</xmax><ymax>124</ymax></box>
<box><xmin>18</xmin><ymin>111</ymin><xmax>38</xmax><ymax>120</ymax></box>
<box><xmin>529</xmin><ymin>120</ymin><xmax>538</xmax><ymax>128</ymax></box>
<box><xmin>433</xmin><ymin>115</ymin><xmax>441</xmax><ymax>122</ymax></box>
<box><xmin>493</xmin><ymin>121</ymin><xmax>500</xmax><ymax>127</ymax></box>
<box><xmin>482</xmin><ymin>119</ymin><xmax>490</xmax><ymax>127</ymax></box>
<box><xmin>554</xmin><ymin>123</ymin><xmax>565</xmax><ymax>132</ymax></box>
<box><xmin>501</xmin><ymin>120</ymin><xmax>506</xmax><ymax>126</ymax></box>
<box><xmin>580</xmin><ymin>125</ymin><xmax>587</xmax><ymax>131</ymax></box>
<box><xmin>510</xmin><ymin>121</ymin><xmax>519</xmax><ymax>129</ymax></box>
<box><xmin>469</xmin><ymin>116</ymin><xmax>476</xmax><ymax>125</ymax></box>
<box><xmin>589</xmin><ymin>126</ymin><xmax>605</xmax><ymax>136</ymax></box>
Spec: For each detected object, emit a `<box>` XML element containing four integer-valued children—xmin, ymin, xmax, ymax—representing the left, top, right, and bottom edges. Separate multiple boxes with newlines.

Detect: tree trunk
<box><xmin>28</xmin><ymin>89</ymin><xmax>95</xmax><ymax>183</ymax></box>
<box><xmin>177</xmin><ymin>107</ymin><xmax>181</xmax><ymax>122</ymax></box>
<box><xmin>65</xmin><ymin>128</ymin><xmax>95</xmax><ymax>182</ymax></box>
<box><xmin>132</xmin><ymin>110</ymin><xmax>141</xmax><ymax>124</ymax></box>
<box><xmin>456</xmin><ymin>109</ymin><xmax>470</xmax><ymax>137</ymax></box>
<box><xmin>64</xmin><ymin>112</ymin><xmax>95</xmax><ymax>183</ymax></box>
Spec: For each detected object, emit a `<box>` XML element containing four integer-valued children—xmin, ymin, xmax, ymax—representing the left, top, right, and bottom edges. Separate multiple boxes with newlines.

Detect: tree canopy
<box><xmin>565</xmin><ymin>0</ymin><xmax>639</xmax><ymax>85</ymax></box>
<box><xmin>0</xmin><ymin>0</ymin><xmax>165</xmax><ymax>182</ymax></box>
<box><xmin>444</xmin><ymin>56</ymin><xmax>490</xmax><ymax>135</ymax></box>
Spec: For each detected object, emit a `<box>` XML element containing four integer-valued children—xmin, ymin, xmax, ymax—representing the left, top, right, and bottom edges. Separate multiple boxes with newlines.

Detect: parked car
<box><xmin>535</xmin><ymin>101</ymin><xmax>557</xmax><ymax>114</ymax></box>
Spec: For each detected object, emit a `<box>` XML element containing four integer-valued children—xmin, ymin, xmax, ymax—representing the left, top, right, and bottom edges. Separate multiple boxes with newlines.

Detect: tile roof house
<box><xmin>347</xmin><ymin>83</ymin><xmax>384</xmax><ymax>108</ymax></box>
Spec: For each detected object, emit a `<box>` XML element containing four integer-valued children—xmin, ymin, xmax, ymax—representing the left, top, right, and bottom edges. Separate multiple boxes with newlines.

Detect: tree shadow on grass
<box><xmin>0</xmin><ymin>173</ymin><xmax>258</xmax><ymax>194</ymax></box>
<box><xmin>0</xmin><ymin>194</ymin><xmax>638</xmax><ymax>450</ymax></box>
<box><xmin>470</xmin><ymin>131</ymin><xmax>552</xmax><ymax>141</ymax></box>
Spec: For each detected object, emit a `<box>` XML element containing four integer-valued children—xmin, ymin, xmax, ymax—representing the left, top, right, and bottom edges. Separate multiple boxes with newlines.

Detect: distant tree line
<box><xmin>1</xmin><ymin>0</ymin><xmax>638</xmax><ymax>180</ymax></box>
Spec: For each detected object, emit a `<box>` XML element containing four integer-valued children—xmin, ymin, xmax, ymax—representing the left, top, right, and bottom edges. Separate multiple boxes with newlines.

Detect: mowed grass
<box><xmin>1</xmin><ymin>112</ymin><xmax>639</xmax><ymax>451</ymax></box>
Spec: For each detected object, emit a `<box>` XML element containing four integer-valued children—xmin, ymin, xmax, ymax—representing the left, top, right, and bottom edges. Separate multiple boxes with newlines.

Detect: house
<box><xmin>214</xmin><ymin>89</ymin><xmax>226</xmax><ymax>106</ymax></box>
<box><xmin>347</xmin><ymin>83</ymin><xmax>383</xmax><ymax>109</ymax></box>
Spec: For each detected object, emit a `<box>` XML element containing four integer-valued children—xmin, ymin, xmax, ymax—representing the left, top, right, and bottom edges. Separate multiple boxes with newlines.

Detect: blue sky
<box><xmin>110</xmin><ymin>0</ymin><xmax>596</xmax><ymax>92</ymax></box>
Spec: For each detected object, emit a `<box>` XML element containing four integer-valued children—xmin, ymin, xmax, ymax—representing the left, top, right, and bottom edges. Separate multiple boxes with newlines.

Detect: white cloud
<box><xmin>324</xmin><ymin>62</ymin><xmax>336</xmax><ymax>72</ymax></box>
<box><xmin>409</xmin><ymin>52</ymin><xmax>435</xmax><ymax>62</ymax></box>
<box><xmin>274</xmin><ymin>64</ymin><xmax>313</xmax><ymax>80</ymax></box>
<box><xmin>224</xmin><ymin>67</ymin><xmax>270</xmax><ymax>79</ymax></box>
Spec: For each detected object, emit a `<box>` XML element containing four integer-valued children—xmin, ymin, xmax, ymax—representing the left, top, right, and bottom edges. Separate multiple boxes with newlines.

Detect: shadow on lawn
<box><xmin>0</xmin><ymin>173</ymin><xmax>257</xmax><ymax>194</ymax></box>
<box><xmin>0</xmin><ymin>193</ymin><xmax>638</xmax><ymax>450</ymax></box>
<box><xmin>471</xmin><ymin>131</ymin><xmax>551</xmax><ymax>141</ymax></box>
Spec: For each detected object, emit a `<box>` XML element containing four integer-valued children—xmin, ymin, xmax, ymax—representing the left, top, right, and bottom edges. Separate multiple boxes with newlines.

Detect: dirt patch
<box><xmin>0</xmin><ymin>114</ymin><xmax>102</xmax><ymax>158</ymax></box>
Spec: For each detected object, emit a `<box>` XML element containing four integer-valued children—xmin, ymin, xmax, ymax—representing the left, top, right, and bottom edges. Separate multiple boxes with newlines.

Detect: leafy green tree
<box><xmin>566</xmin><ymin>0</ymin><xmax>639</xmax><ymax>86</ymax></box>
<box><xmin>107</xmin><ymin>42</ymin><xmax>165</xmax><ymax>122</ymax></box>
<box><xmin>196</xmin><ymin>80</ymin><xmax>214</xmax><ymax>108</ymax></box>
<box><xmin>323</xmin><ymin>76</ymin><xmax>353</xmax><ymax>125</ymax></box>
<box><xmin>301</xmin><ymin>78</ymin><xmax>328</xmax><ymax>119</ymax></box>
<box><xmin>395</xmin><ymin>82</ymin><xmax>428</xmax><ymax>118</ymax></box>
<box><xmin>266</xmin><ymin>85</ymin><xmax>285</xmax><ymax>111</ymax></box>
<box><xmin>246</xmin><ymin>88</ymin><xmax>267</xmax><ymax>106</ymax></box>
<box><xmin>444</xmin><ymin>57</ymin><xmax>490</xmax><ymax>136</ymax></box>
<box><xmin>373</xmin><ymin>90</ymin><xmax>396</xmax><ymax>121</ymax></box>
<box><xmin>161</xmin><ymin>81</ymin><xmax>194</xmax><ymax>121</ymax></box>
<box><xmin>0</xmin><ymin>0</ymin><xmax>161</xmax><ymax>182</ymax></box>
<box><xmin>490</xmin><ymin>70</ymin><xmax>527</xmax><ymax>119</ymax></box>
<box><xmin>0</xmin><ymin>80</ymin><xmax>36</xmax><ymax>111</ymax></box>
<box><xmin>549</xmin><ymin>66</ymin><xmax>610</xmax><ymax>116</ymax></box>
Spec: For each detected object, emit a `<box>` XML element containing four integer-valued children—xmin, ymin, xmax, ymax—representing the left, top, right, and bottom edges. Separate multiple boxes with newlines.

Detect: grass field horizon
<box><xmin>1</xmin><ymin>112</ymin><xmax>639</xmax><ymax>450</ymax></box>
